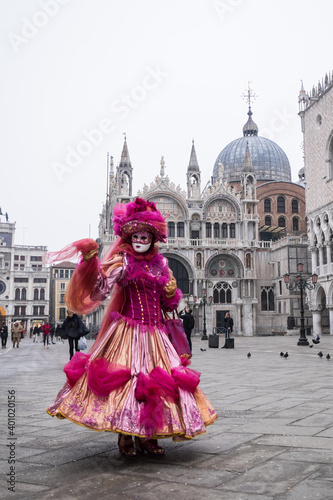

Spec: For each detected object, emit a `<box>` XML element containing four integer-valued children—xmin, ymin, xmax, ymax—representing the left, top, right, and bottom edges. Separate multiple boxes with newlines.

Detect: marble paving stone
<box><xmin>215</xmin><ymin>459</ymin><xmax>320</xmax><ymax>496</ymax></box>
<box><xmin>185</xmin><ymin>432</ymin><xmax>262</xmax><ymax>454</ymax></box>
<box><xmin>0</xmin><ymin>444</ymin><xmax>46</xmax><ymax>460</ymax></box>
<box><xmin>124</xmin><ymin>481</ymin><xmax>274</xmax><ymax>500</ymax></box>
<box><xmin>309</xmin><ymin>464</ymin><xmax>333</xmax><ymax>481</ymax></box>
<box><xmin>0</xmin><ymin>478</ymin><xmax>51</xmax><ymax>500</ymax></box>
<box><xmin>15</xmin><ymin>441</ymin><xmax>116</xmax><ymax>466</ymax></box>
<box><xmin>277</xmin><ymin>448</ymin><xmax>333</xmax><ymax>464</ymax></box>
<box><xmin>277</xmin><ymin>479</ymin><xmax>333</xmax><ymax>500</ymax></box>
<box><xmin>230</xmin><ymin>421</ymin><xmax>324</xmax><ymax>437</ymax></box>
<box><xmin>31</xmin><ymin>475</ymin><xmax>162</xmax><ymax>500</ymax></box>
<box><xmin>252</xmin><ymin>434</ymin><xmax>333</xmax><ymax>450</ymax></box>
<box><xmin>203</xmin><ymin>443</ymin><xmax>287</xmax><ymax>473</ymax></box>
<box><xmin>290</xmin><ymin>412</ymin><xmax>333</xmax><ymax>428</ymax></box>
<box><xmin>315</xmin><ymin>426</ymin><xmax>333</xmax><ymax>438</ymax></box>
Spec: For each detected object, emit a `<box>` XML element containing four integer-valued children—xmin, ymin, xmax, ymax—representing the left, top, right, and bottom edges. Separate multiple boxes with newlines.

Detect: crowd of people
<box><xmin>0</xmin><ymin>313</ymin><xmax>89</xmax><ymax>359</ymax></box>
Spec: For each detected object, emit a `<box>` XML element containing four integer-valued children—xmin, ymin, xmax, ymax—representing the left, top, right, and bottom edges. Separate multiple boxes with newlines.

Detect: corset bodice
<box><xmin>120</xmin><ymin>278</ymin><xmax>164</xmax><ymax>326</ymax></box>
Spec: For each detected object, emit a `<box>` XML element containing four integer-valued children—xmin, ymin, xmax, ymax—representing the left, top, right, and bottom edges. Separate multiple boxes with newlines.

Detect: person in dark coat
<box><xmin>179</xmin><ymin>307</ymin><xmax>195</xmax><ymax>352</ymax></box>
<box><xmin>1</xmin><ymin>321</ymin><xmax>8</xmax><ymax>348</ymax></box>
<box><xmin>225</xmin><ymin>312</ymin><xmax>233</xmax><ymax>339</ymax></box>
<box><xmin>61</xmin><ymin>310</ymin><xmax>84</xmax><ymax>359</ymax></box>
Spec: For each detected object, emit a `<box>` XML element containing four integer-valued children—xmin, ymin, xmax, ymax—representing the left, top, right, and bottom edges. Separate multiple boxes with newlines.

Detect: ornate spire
<box><xmin>188</xmin><ymin>140</ymin><xmax>200</xmax><ymax>171</ymax></box>
<box><xmin>243</xmin><ymin>106</ymin><xmax>258</xmax><ymax>137</ymax></box>
<box><xmin>242</xmin><ymin>83</ymin><xmax>258</xmax><ymax>137</ymax></box>
<box><xmin>160</xmin><ymin>156</ymin><xmax>166</xmax><ymax>178</ymax></box>
<box><xmin>120</xmin><ymin>134</ymin><xmax>131</xmax><ymax>167</ymax></box>
<box><xmin>243</xmin><ymin>140</ymin><xmax>254</xmax><ymax>171</ymax></box>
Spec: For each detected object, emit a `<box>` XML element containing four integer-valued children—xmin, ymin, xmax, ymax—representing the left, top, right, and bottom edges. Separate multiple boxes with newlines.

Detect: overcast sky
<box><xmin>1</xmin><ymin>0</ymin><xmax>332</xmax><ymax>251</ymax></box>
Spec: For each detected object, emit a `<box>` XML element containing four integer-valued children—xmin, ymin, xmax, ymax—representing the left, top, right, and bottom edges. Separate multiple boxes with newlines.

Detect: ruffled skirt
<box><xmin>47</xmin><ymin>314</ymin><xmax>217</xmax><ymax>439</ymax></box>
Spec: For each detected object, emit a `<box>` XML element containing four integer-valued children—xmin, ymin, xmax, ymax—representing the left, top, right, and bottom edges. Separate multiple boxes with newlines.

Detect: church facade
<box><xmin>93</xmin><ymin>107</ymin><xmax>310</xmax><ymax>338</ymax></box>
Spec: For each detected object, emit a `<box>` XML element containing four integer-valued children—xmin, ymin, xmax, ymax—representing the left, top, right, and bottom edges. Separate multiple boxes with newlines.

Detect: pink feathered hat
<box><xmin>113</xmin><ymin>197</ymin><xmax>168</xmax><ymax>243</ymax></box>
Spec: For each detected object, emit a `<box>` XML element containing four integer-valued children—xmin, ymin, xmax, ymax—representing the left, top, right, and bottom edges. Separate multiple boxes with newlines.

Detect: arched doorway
<box><xmin>167</xmin><ymin>257</ymin><xmax>189</xmax><ymax>295</ymax></box>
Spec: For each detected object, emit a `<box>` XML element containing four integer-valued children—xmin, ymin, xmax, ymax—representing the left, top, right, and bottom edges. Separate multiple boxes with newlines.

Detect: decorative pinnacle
<box><xmin>241</xmin><ymin>82</ymin><xmax>257</xmax><ymax>107</ymax></box>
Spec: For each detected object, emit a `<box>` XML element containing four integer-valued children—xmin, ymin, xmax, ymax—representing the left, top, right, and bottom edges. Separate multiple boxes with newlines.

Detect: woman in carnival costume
<box><xmin>46</xmin><ymin>198</ymin><xmax>217</xmax><ymax>456</ymax></box>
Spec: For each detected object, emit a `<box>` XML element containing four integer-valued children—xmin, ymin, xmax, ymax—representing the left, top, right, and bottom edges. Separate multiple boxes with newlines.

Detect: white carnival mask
<box><xmin>131</xmin><ymin>231</ymin><xmax>153</xmax><ymax>253</ymax></box>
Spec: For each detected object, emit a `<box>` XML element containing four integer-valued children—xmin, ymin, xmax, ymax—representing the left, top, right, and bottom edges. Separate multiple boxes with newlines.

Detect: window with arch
<box><xmin>222</xmin><ymin>223</ymin><xmax>228</xmax><ymax>238</ymax></box>
<box><xmin>40</xmin><ymin>288</ymin><xmax>45</xmax><ymax>300</ymax></box>
<box><xmin>168</xmin><ymin>221</ymin><xmax>175</xmax><ymax>238</ymax></box>
<box><xmin>292</xmin><ymin>217</ymin><xmax>299</xmax><ymax>231</ymax></box>
<box><xmin>329</xmin><ymin>230</ymin><xmax>333</xmax><ymax>263</ymax></box>
<box><xmin>34</xmin><ymin>289</ymin><xmax>39</xmax><ymax>300</ymax></box>
<box><xmin>213</xmin><ymin>282</ymin><xmax>232</xmax><ymax>304</ymax></box>
<box><xmin>261</xmin><ymin>286</ymin><xmax>275</xmax><ymax>311</ymax></box>
<box><xmin>230</xmin><ymin>223</ymin><xmax>235</xmax><ymax>238</ymax></box>
<box><xmin>291</xmin><ymin>199</ymin><xmax>299</xmax><ymax>213</ymax></box>
<box><xmin>213</xmin><ymin>223</ymin><xmax>220</xmax><ymax>238</ymax></box>
<box><xmin>15</xmin><ymin>288</ymin><xmax>20</xmax><ymax>300</ymax></box>
<box><xmin>177</xmin><ymin>222</ymin><xmax>184</xmax><ymax>237</ymax></box>
<box><xmin>21</xmin><ymin>288</ymin><xmax>26</xmax><ymax>300</ymax></box>
<box><xmin>167</xmin><ymin>257</ymin><xmax>189</xmax><ymax>294</ymax></box>
<box><xmin>196</xmin><ymin>252</ymin><xmax>202</xmax><ymax>269</ymax></box>
<box><xmin>277</xmin><ymin>196</ymin><xmax>286</xmax><ymax>213</ymax></box>
<box><xmin>206</xmin><ymin>222</ymin><xmax>212</xmax><ymax>238</ymax></box>
<box><xmin>264</xmin><ymin>199</ymin><xmax>271</xmax><ymax>212</ymax></box>
<box><xmin>245</xmin><ymin>252</ymin><xmax>252</xmax><ymax>269</ymax></box>
<box><xmin>265</xmin><ymin>215</ymin><xmax>272</xmax><ymax>226</ymax></box>
<box><xmin>278</xmin><ymin>217</ymin><xmax>286</xmax><ymax>228</ymax></box>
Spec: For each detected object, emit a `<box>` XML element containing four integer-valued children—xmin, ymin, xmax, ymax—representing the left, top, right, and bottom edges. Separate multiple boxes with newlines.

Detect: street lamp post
<box><xmin>283</xmin><ymin>263</ymin><xmax>318</xmax><ymax>346</ymax></box>
<box><xmin>201</xmin><ymin>289</ymin><xmax>207</xmax><ymax>341</ymax></box>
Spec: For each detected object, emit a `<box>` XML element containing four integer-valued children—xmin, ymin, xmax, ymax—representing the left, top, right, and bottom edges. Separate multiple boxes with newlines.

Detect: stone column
<box><xmin>318</xmin><ymin>245</ymin><xmax>324</xmax><ymax>271</ymax></box>
<box><xmin>325</xmin><ymin>244</ymin><xmax>331</xmax><ymax>270</ymax></box>
<box><xmin>310</xmin><ymin>247</ymin><xmax>317</xmax><ymax>273</ymax></box>
<box><xmin>329</xmin><ymin>308</ymin><xmax>333</xmax><ymax>336</ymax></box>
<box><xmin>312</xmin><ymin>310</ymin><xmax>322</xmax><ymax>337</ymax></box>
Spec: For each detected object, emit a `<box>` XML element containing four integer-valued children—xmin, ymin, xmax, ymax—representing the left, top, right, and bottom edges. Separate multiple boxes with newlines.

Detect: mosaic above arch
<box><xmin>149</xmin><ymin>194</ymin><xmax>187</xmax><ymax>221</ymax></box>
<box><xmin>207</xmin><ymin>254</ymin><xmax>242</xmax><ymax>279</ymax></box>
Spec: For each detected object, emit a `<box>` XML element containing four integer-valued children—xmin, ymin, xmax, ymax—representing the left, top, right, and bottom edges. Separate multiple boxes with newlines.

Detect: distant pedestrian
<box><xmin>41</xmin><ymin>321</ymin><xmax>51</xmax><ymax>349</ymax></box>
<box><xmin>29</xmin><ymin>326</ymin><xmax>33</xmax><ymax>338</ymax></box>
<box><xmin>55</xmin><ymin>324</ymin><xmax>64</xmax><ymax>342</ymax></box>
<box><xmin>33</xmin><ymin>325</ymin><xmax>41</xmax><ymax>343</ymax></box>
<box><xmin>1</xmin><ymin>321</ymin><xmax>8</xmax><ymax>348</ymax></box>
<box><xmin>12</xmin><ymin>321</ymin><xmax>23</xmax><ymax>348</ymax></box>
<box><xmin>50</xmin><ymin>324</ymin><xmax>56</xmax><ymax>344</ymax></box>
<box><xmin>225</xmin><ymin>312</ymin><xmax>233</xmax><ymax>339</ymax></box>
<box><xmin>179</xmin><ymin>307</ymin><xmax>195</xmax><ymax>352</ymax></box>
<box><xmin>61</xmin><ymin>310</ymin><xmax>84</xmax><ymax>359</ymax></box>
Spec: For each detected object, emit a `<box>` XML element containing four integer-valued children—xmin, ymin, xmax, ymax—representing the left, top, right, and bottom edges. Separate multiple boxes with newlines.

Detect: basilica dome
<box><xmin>213</xmin><ymin>107</ymin><xmax>291</xmax><ymax>183</ymax></box>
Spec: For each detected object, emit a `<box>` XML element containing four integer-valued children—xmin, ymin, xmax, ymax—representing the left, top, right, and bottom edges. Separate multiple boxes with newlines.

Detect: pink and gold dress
<box><xmin>47</xmin><ymin>251</ymin><xmax>217</xmax><ymax>440</ymax></box>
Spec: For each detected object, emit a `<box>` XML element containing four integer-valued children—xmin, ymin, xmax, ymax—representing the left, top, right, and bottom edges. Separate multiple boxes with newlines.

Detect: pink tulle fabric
<box><xmin>135</xmin><ymin>367</ymin><xmax>180</xmax><ymax>438</ymax></box>
<box><xmin>87</xmin><ymin>359</ymin><xmax>131</xmax><ymax>398</ymax></box>
<box><xmin>63</xmin><ymin>352</ymin><xmax>91</xmax><ymax>388</ymax></box>
<box><xmin>171</xmin><ymin>365</ymin><xmax>201</xmax><ymax>394</ymax></box>
<box><xmin>63</xmin><ymin>352</ymin><xmax>131</xmax><ymax>398</ymax></box>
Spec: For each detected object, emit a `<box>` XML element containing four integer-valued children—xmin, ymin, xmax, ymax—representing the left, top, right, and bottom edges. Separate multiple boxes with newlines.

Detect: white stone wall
<box><xmin>303</xmin><ymin>87</ymin><xmax>333</xmax><ymax>215</ymax></box>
